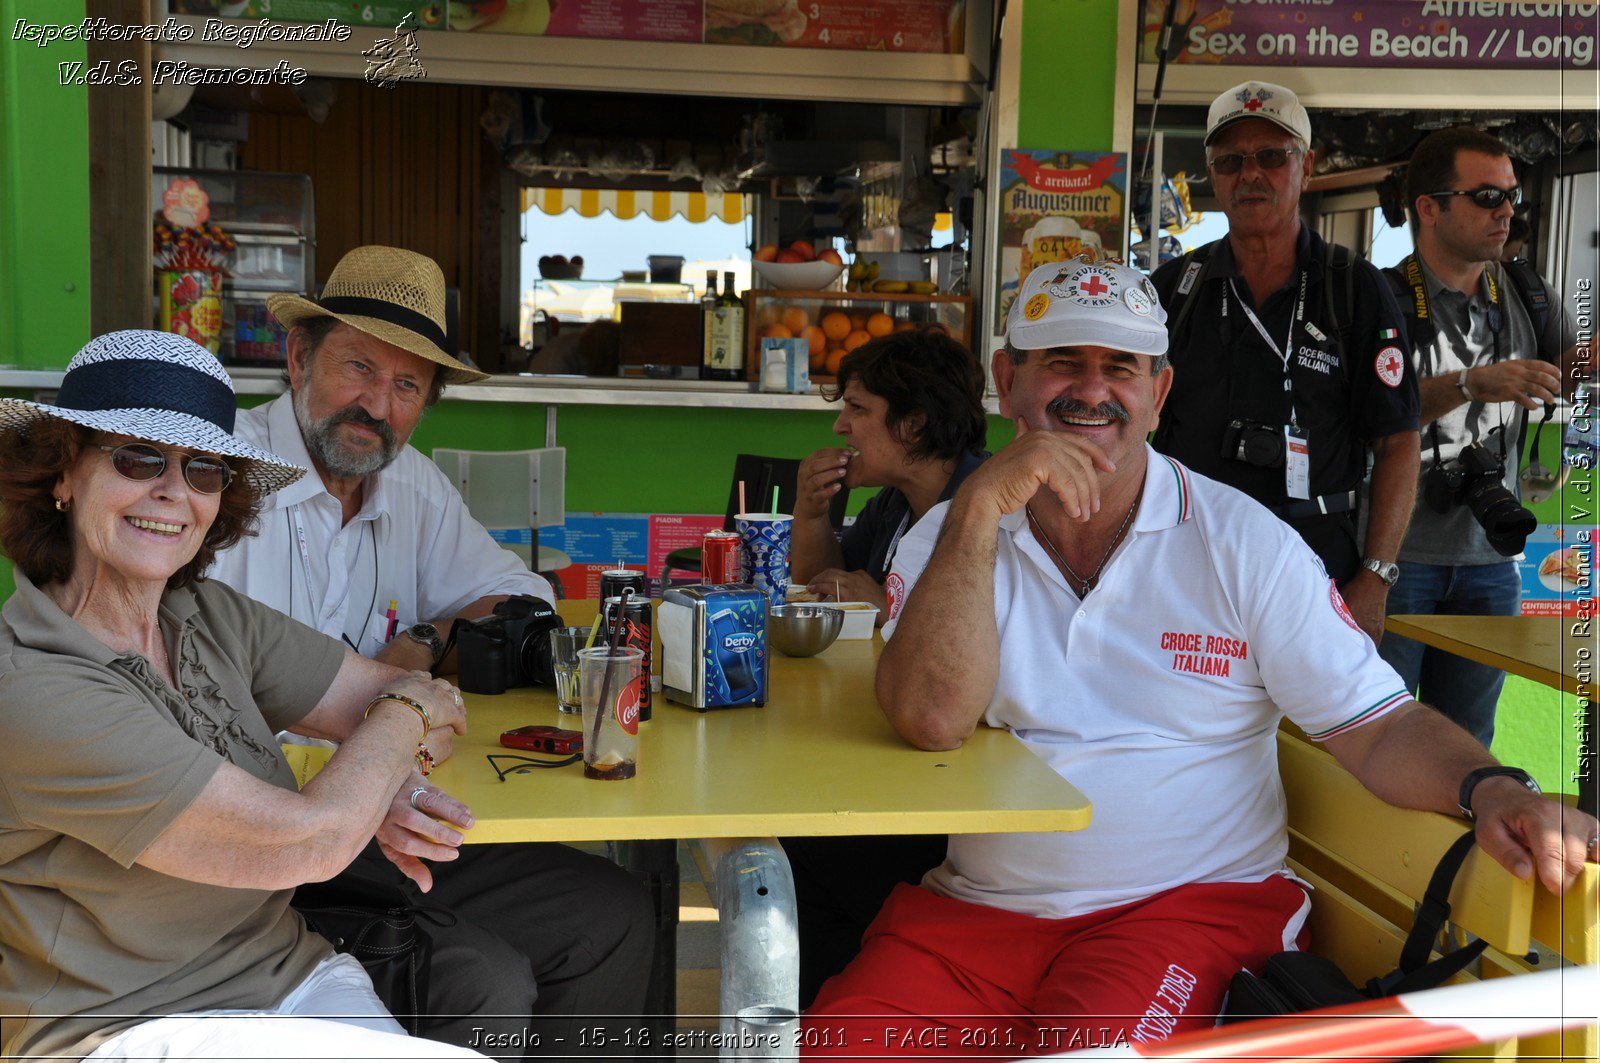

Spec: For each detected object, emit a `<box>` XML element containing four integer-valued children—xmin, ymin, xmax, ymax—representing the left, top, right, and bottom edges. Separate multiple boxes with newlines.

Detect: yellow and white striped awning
<box><xmin>521</xmin><ymin>187</ymin><xmax>749</xmax><ymax>224</ymax></box>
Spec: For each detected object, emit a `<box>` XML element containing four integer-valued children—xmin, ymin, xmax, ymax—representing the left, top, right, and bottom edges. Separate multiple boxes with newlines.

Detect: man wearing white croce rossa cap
<box><xmin>800</xmin><ymin>258</ymin><xmax>1596</xmax><ymax>1056</ymax></box>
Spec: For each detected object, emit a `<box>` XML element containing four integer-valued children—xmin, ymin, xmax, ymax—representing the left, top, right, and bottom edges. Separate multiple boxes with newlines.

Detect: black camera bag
<box><xmin>1224</xmin><ymin>830</ymin><xmax>1487</xmax><ymax>1023</ymax></box>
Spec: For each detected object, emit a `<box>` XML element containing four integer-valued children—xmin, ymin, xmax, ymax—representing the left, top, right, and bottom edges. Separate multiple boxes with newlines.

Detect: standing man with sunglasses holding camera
<box><xmin>1151</xmin><ymin>81</ymin><xmax>1421</xmax><ymax>645</ymax></box>
<box><xmin>1378</xmin><ymin>127</ymin><xmax>1584</xmax><ymax>748</ymax></box>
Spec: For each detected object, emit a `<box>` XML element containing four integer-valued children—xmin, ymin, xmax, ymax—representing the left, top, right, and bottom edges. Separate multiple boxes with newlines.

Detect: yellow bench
<box><xmin>1278</xmin><ymin>729</ymin><xmax>1597</xmax><ymax>1062</ymax></box>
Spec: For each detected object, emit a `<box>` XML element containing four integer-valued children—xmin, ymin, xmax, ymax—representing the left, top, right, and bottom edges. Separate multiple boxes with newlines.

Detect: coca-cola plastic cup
<box><xmin>579</xmin><ymin>646</ymin><xmax>644</xmax><ymax>780</ymax></box>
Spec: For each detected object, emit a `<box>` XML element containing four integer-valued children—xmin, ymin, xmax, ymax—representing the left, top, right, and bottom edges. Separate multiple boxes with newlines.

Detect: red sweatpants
<box><xmin>801</xmin><ymin>876</ymin><xmax>1310</xmax><ymax>1060</ymax></box>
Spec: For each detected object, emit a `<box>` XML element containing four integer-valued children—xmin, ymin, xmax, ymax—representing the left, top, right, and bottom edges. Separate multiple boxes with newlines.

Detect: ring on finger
<box><xmin>409</xmin><ymin>785</ymin><xmax>429</xmax><ymax>809</ymax></box>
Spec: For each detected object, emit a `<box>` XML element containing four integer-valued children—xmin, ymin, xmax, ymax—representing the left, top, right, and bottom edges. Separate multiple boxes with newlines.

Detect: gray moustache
<box><xmin>1046</xmin><ymin>397</ymin><xmax>1129</xmax><ymax>424</ymax></box>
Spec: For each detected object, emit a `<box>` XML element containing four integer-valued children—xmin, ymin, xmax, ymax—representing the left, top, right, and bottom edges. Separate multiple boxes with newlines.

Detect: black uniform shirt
<box><xmin>1151</xmin><ymin>226</ymin><xmax>1418</xmax><ymax>508</ymax></box>
<box><xmin>841</xmin><ymin>450</ymin><xmax>989</xmax><ymax>582</ymax></box>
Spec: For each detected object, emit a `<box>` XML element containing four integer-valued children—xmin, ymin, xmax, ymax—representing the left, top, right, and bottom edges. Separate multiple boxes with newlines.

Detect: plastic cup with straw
<box><xmin>585</xmin><ymin>588</ymin><xmax>638</xmax><ymax>777</ymax></box>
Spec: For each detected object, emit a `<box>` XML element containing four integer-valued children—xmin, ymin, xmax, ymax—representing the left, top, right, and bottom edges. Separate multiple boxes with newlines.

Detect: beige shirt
<box><xmin>0</xmin><ymin>571</ymin><xmax>346</xmax><ymax>1059</ymax></box>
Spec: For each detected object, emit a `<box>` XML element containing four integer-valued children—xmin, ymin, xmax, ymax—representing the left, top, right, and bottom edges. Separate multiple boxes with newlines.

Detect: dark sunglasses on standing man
<box><xmin>98</xmin><ymin>443</ymin><xmax>235</xmax><ymax>494</ymax></box>
<box><xmin>1428</xmin><ymin>186</ymin><xmax>1521</xmax><ymax>210</ymax></box>
<box><xmin>1207</xmin><ymin>147</ymin><xmax>1302</xmax><ymax>175</ymax></box>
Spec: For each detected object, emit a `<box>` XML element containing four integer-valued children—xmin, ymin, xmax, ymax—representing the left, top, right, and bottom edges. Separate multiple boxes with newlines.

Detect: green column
<box><xmin>0</xmin><ymin>0</ymin><xmax>91</xmax><ymax>370</ymax></box>
<box><xmin>1018</xmin><ymin>0</ymin><xmax>1121</xmax><ymax>152</ymax></box>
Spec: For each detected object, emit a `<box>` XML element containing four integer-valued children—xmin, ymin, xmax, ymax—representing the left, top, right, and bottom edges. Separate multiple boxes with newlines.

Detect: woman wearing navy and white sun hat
<box><xmin>0</xmin><ymin>331</ymin><xmax>487</xmax><ymax>1060</ymax></box>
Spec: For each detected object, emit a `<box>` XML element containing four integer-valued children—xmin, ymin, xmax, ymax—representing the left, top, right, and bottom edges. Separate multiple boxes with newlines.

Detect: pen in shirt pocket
<box><xmin>384</xmin><ymin>599</ymin><xmax>399</xmax><ymax>642</ymax></box>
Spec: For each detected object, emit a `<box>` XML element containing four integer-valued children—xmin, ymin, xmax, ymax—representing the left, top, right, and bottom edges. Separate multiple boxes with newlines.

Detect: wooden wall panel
<box><xmin>239</xmin><ymin>82</ymin><xmax>499</xmax><ymax>365</ymax></box>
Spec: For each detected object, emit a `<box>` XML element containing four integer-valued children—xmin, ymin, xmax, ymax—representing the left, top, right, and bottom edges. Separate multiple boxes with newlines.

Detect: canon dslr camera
<box><xmin>1423</xmin><ymin>441</ymin><xmax>1536</xmax><ymax>556</ymax></box>
<box><xmin>456</xmin><ymin>595</ymin><xmax>563</xmax><ymax>695</ymax></box>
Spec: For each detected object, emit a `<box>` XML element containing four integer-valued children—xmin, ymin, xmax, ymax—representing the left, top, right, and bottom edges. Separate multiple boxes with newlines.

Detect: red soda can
<box><xmin>600</xmin><ymin>567</ymin><xmax>647</xmax><ymax>603</ymax></box>
<box><xmin>602</xmin><ymin>593</ymin><xmax>653</xmax><ymax>722</ymax></box>
<box><xmin>702</xmin><ymin>530</ymin><xmax>743</xmax><ymax>585</ymax></box>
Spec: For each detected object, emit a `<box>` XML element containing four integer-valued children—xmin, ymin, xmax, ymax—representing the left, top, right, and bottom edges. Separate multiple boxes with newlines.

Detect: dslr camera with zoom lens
<box><xmin>1221</xmin><ymin>418</ymin><xmax>1285</xmax><ymax>468</ymax></box>
<box><xmin>456</xmin><ymin>595</ymin><xmax>563</xmax><ymax>695</ymax></box>
<box><xmin>1422</xmin><ymin>441</ymin><xmax>1537</xmax><ymax>557</ymax></box>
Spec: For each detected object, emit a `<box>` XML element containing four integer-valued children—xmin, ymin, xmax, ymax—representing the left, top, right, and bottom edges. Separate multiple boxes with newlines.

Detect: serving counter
<box><xmin>0</xmin><ymin>366</ymin><xmax>1003</xmax><ymax>414</ymax></box>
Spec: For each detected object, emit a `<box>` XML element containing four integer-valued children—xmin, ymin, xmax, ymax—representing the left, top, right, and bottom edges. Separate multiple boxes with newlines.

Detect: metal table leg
<box><xmin>699</xmin><ymin>838</ymin><xmax>799</xmax><ymax>1062</ymax></box>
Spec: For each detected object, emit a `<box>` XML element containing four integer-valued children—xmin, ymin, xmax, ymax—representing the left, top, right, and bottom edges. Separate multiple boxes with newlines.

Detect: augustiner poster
<box><xmin>995</xmin><ymin>150</ymin><xmax>1128</xmax><ymax>325</ymax></box>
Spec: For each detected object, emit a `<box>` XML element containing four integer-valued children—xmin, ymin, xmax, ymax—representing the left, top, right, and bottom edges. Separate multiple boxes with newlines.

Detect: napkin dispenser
<box><xmin>660</xmin><ymin>584</ymin><xmax>768</xmax><ymax>710</ymax></box>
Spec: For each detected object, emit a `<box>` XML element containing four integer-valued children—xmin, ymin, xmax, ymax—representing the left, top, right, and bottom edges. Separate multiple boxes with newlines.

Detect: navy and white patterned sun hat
<box><xmin>0</xmin><ymin>330</ymin><xmax>305</xmax><ymax>498</ymax></box>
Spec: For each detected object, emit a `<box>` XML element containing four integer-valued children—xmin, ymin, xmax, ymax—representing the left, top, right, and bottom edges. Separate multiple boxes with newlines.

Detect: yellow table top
<box><xmin>1384</xmin><ymin>614</ymin><xmax>1593</xmax><ymax>699</ymax></box>
<box><xmin>429</xmin><ymin>603</ymin><xmax>1092</xmax><ymax>845</ymax></box>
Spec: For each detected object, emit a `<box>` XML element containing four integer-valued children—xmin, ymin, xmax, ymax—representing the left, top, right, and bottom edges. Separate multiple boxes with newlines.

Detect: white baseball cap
<box><xmin>1205</xmin><ymin>80</ymin><xmax>1311</xmax><ymax>146</ymax></box>
<box><xmin>1005</xmin><ymin>258</ymin><xmax>1168</xmax><ymax>358</ymax></box>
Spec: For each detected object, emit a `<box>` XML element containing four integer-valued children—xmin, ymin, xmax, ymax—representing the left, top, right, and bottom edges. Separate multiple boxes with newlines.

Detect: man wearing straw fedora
<box><xmin>210</xmin><ymin>245</ymin><xmax>653</xmax><ymax>1055</ymax></box>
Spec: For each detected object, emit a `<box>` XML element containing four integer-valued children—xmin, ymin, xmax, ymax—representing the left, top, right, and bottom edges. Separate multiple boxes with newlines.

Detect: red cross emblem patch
<box><xmin>1069</xmin><ymin>267</ymin><xmax>1119</xmax><ymax>307</ymax></box>
<box><xmin>1244</xmin><ymin>97</ymin><xmax>1263</xmax><ymax>111</ymax></box>
<box><xmin>1375</xmin><ymin>345</ymin><xmax>1405</xmax><ymax>388</ymax></box>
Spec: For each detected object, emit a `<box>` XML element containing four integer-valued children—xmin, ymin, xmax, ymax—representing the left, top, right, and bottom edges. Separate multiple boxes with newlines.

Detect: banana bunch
<box><xmin>868</xmin><ymin>280</ymin><xmax>938</xmax><ymax>295</ymax></box>
<box><xmin>846</xmin><ymin>259</ymin><xmax>881</xmax><ymax>292</ymax></box>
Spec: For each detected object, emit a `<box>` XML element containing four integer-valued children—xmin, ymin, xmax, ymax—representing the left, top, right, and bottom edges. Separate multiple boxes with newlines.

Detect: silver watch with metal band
<box><xmin>1361</xmin><ymin>558</ymin><xmax>1401</xmax><ymax>587</ymax></box>
<box><xmin>404</xmin><ymin>622</ymin><xmax>445</xmax><ymax>665</ymax></box>
<box><xmin>1457</xmin><ymin>766</ymin><xmax>1540</xmax><ymax>818</ymax></box>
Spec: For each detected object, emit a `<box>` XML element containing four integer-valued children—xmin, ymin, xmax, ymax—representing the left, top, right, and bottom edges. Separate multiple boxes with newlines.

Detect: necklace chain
<box><xmin>1026</xmin><ymin>497</ymin><xmax>1140</xmax><ymax>597</ymax></box>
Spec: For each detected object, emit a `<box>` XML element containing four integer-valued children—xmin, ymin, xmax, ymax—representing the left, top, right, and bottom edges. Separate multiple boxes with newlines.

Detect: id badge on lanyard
<box><xmin>1284</xmin><ymin>425</ymin><xmax>1311</xmax><ymax>500</ymax></box>
<box><xmin>1232</xmin><ymin>273</ymin><xmax>1311</xmax><ymax>500</ymax></box>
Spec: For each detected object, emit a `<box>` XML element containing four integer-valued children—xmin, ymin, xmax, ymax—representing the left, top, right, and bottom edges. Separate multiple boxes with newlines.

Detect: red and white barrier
<box><xmin>1044</xmin><ymin>965</ymin><xmax>1598</xmax><ymax>1061</ymax></box>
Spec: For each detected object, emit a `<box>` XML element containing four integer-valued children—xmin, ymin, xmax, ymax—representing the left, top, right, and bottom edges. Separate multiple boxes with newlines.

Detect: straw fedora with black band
<box><xmin>268</xmin><ymin>245</ymin><xmax>490</xmax><ymax>385</ymax></box>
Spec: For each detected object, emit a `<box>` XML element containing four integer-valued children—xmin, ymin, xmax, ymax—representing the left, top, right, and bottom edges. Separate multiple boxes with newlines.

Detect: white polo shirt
<box><xmin>883</xmin><ymin>446</ymin><xmax>1409</xmax><ymax>920</ymax></box>
<box><xmin>209</xmin><ymin>393</ymin><xmax>553</xmax><ymax>655</ymax></box>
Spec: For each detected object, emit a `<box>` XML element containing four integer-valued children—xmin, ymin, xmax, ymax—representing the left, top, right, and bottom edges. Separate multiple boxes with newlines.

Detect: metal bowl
<box><xmin>766</xmin><ymin>604</ymin><xmax>844</xmax><ymax>658</ymax></box>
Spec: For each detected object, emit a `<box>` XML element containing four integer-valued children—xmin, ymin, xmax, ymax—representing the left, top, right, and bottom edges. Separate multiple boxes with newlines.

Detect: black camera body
<box><xmin>456</xmin><ymin>595</ymin><xmax>563</xmax><ymax>695</ymax></box>
<box><xmin>1423</xmin><ymin>441</ymin><xmax>1537</xmax><ymax>556</ymax></box>
<box><xmin>1221</xmin><ymin>418</ymin><xmax>1285</xmax><ymax>468</ymax></box>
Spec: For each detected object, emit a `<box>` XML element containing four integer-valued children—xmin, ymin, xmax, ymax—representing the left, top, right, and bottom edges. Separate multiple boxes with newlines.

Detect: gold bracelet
<box><xmin>364</xmin><ymin>692</ymin><xmax>431</xmax><ymax>742</ymax></box>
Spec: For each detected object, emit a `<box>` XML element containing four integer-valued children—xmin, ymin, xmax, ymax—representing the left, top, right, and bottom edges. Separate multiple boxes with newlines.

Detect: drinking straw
<box><xmin>587</xmin><ymin>589</ymin><xmax>633</xmax><ymax>754</ymax></box>
<box><xmin>585</xmin><ymin>614</ymin><xmax>603</xmax><ymax>649</ymax></box>
<box><xmin>770</xmin><ymin>486</ymin><xmax>779</xmax><ymax>517</ymax></box>
<box><xmin>738</xmin><ymin>481</ymin><xmax>747</xmax><ymax>518</ymax></box>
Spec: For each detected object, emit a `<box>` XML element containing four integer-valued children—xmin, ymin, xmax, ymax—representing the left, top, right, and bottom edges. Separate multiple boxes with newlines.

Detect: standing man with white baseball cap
<box><xmin>1150</xmin><ymin>81</ymin><xmax>1421</xmax><ymax>646</ymax></box>
<box><xmin>799</xmin><ymin>258</ymin><xmax>1596</xmax><ymax>1057</ymax></box>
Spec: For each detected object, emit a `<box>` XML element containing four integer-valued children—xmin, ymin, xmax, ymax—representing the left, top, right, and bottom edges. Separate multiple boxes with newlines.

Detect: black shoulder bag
<box><xmin>294</xmin><ymin>860</ymin><xmax>458</xmax><ymax>1035</ymax></box>
<box><xmin>1224</xmin><ymin>830</ymin><xmax>1489</xmax><ymax>1021</ymax></box>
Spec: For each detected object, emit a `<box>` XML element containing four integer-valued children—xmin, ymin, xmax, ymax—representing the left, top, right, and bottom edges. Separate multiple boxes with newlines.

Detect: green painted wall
<box><xmin>1018</xmin><ymin>0</ymin><xmax>1120</xmax><ymax>152</ymax></box>
<box><xmin>0</xmin><ymin>0</ymin><xmax>91</xmax><ymax>369</ymax></box>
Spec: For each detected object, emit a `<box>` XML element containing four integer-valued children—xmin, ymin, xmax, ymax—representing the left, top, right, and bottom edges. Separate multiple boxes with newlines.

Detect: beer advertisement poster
<box><xmin>994</xmin><ymin>150</ymin><xmax>1128</xmax><ymax>326</ymax></box>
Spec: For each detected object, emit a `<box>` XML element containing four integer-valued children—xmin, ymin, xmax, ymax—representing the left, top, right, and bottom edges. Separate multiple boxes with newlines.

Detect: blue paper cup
<box><xmin>736</xmin><ymin>513</ymin><xmax>793</xmax><ymax>602</ymax></box>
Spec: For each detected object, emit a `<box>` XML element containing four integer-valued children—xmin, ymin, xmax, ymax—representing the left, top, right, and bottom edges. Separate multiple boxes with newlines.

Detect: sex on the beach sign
<box><xmin>994</xmin><ymin>150</ymin><xmax>1128</xmax><ymax>325</ymax></box>
<box><xmin>1139</xmin><ymin>0</ymin><xmax>1596</xmax><ymax>69</ymax></box>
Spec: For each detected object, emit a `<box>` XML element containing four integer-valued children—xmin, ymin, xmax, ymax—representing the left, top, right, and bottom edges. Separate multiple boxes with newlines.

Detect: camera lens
<box><xmin>1464</xmin><ymin>478</ymin><xmax>1536</xmax><ymax>556</ymax></box>
<box><xmin>1240</xmin><ymin>429</ymin><xmax>1285</xmax><ymax>468</ymax></box>
<box><xmin>517</xmin><ymin>626</ymin><xmax>558</xmax><ymax>687</ymax></box>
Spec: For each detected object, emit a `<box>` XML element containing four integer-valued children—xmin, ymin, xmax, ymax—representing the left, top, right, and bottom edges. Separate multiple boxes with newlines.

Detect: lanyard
<box><xmin>1403</xmin><ymin>255</ymin><xmax>1506</xmax><ymax>460</ymax></box>
<box><xmin>1228</xmin><ymin>271</ymin><xmax>1308</xmax><ymax>427</ymax></box>
<box><xmin>288</xmin><ymin>504</ymin><xmax>377</xmax><ymax>650</ymax></box>
<box><xmin>882</xmin><ymin>511</ymin><xmax>911</xmax><ymax>574</ymax></box>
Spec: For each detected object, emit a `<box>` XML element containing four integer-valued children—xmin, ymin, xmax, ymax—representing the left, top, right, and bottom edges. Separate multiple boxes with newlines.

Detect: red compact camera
<box><xmin>499</xmin><ymin>725</ymin><xmax>584</xmax><ymax>755</ymax></box>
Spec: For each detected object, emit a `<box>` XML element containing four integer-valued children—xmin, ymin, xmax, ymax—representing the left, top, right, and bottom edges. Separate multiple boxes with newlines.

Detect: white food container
<box><xmin>825</xmin><ymin>603</ymin><xmax>878</xmax><ymax>639</ymax></box>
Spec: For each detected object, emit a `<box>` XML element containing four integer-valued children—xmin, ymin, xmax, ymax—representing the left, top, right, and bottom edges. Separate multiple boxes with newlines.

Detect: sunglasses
<box><xmin>98</xmin><ymin>443</ymin><xmax>234</xmax><ymax>494</ymax></box>
<box><xmin>1429</xmin><ymin>186</ymin><xmax>1521</xmax><ymax>210</ymax></box>
<box><xmin>1208</xmin><ymin>147</ymin><xmax>1302</xmax><ymax>175</ymax></box>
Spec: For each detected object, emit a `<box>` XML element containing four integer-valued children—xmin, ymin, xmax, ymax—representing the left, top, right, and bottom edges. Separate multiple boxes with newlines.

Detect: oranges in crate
<box><xmin>820</xmin><ymin>311</ymin><xmax>851</xmax><ymax>343</ymax></box>
<box><xmin>866</xmin><ymin>312</ymin><xmax>895</xmax><ymax>337</ymax></box>
<box><xmin>825</xmin><ymin>347</ymin><xmax>847</xmax><ymax>375</ymax></box>
<box><xmin>761</xmin><ymin>323</ymin><xmax>794</xmax><ymax>340</ymax></box>
<box><xmin>843</xmin><ymin>329</ymin><xmax>872</xmax><ymax>353</ymax></box>
<box><xmin>781</xmin><ymin>306</ymin><xmax>810</xmax><ymax>335</ymax></box>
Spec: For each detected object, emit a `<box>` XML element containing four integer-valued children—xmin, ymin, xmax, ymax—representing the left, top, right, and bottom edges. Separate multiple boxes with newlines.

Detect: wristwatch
<box><xmin>403</xmin><ymin>622</ymin><xmax>445</xmax><ymax>666</ymax></box>
<box><xmin>1456</xmin><ymin>368</ymin><xmax>1474</xmax><ymax>402</ymax></box>
<box><xmin>1361</xmin><ymin>558</ymin><xmax>1401</xmax><ymax>587</ymax></box>
<box><xmin>1458</xmin><ymin>765</ymin><xmax>1541</xmax><ymax>818</ymax></box>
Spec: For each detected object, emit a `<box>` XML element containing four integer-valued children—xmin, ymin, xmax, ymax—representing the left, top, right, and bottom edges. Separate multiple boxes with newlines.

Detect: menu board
<box><xmin>449</xmin><ymin>0</ymin><xmax>962</xmax><ymax>50</ymax></box>
<box><xmin>1139</xmin><ymin>0</ymin><xmax>1596</xmax><ymax>70</ymax></box>
<box><xmin>1519</xmin><ymin>525</ymin><xmax>1594</xmax><ymax>617</ymax></box>
<box><xmin>452</xmin><ymin>0</ymin><xmax>703</xmax><ymax>41</ymax></box>
<box><xmin>994</xmin><ymin>150</ymin><xmax>1128</xmax><ymax>326</ymax></box>
<box><xmin>705</xmin><ymin>0</ymin><xmax>961</xmax><ymax>53</ymax></box>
